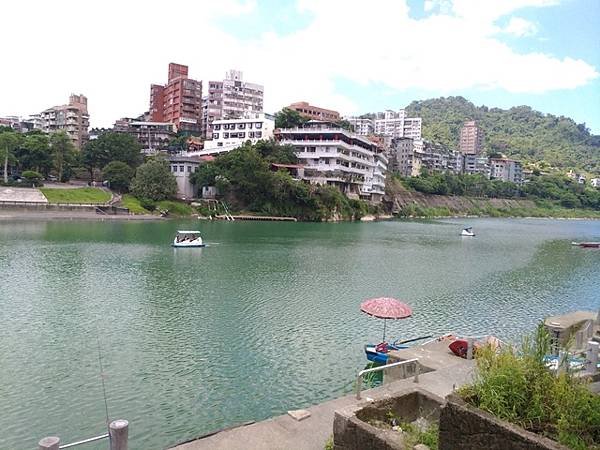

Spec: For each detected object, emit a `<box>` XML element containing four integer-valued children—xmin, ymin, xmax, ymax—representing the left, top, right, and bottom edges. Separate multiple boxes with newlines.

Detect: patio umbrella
<box><xmin>360</xmin><ymin>297</ymin><xmax>412</xmax><ymax>342</ymax></box>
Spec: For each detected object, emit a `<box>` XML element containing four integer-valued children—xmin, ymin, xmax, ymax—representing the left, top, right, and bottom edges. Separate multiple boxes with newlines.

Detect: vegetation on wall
<box><xmin>405</xmin><ymin>96</ymin><xmax>600</xmax><ymax>172</ymax></box>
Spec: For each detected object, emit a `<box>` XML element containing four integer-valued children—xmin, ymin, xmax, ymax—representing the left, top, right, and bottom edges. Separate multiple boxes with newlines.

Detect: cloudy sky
<box><xmin>1</xmin><ymin>0</ymin><xmax>599</xmax><ymax>132</ymax></box>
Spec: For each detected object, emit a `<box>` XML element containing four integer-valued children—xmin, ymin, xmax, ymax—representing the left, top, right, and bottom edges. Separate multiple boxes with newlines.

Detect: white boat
<box><xmin>461</xmin><ymin>227</ymin><xmax>475</xmax><ymax>237</ymax></box>
<box><xmin>172</xmin><ymin>230</ymin><xmax>205</xmax><ymax>248</ymax></box>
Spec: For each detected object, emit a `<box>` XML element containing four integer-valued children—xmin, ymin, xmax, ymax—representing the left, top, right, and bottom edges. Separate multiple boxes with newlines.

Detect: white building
<box><xmin>591</xmin><ymin>178</ymin><xmax>600</xmax><ymax>188</ymax></box>
<box><xmin>344</xmin><ymin>117</ymin><xmax>374</xmax><ymax>136</ymax></box>
<box><xmin>489</xmin><ymin>158</ymin><xmax>522</xmax><ymax>184</ymax></box>
<box><xmin>403</xmin><ymin>117</ymin><xmax>422</xmax><ymax>140</ymax></box>
<box><xmin>202</xmin><ymin>70</ymin><xmax>264</xmax><ymax>138</ymax></box>
<box><xmin>276</xmin><ymin>121</ymin><xmax>386</xmax><ymax>203</ymax></box>
<box><xmin>168</xmin><ymin>156</ymin><xmax>202</xmax><ymax>199</ymax></box>
<box><xmin>191</xmin><ymin>113</ymin><xmax>275</xmax><ymax>156</ymax></box>
<box><xmin>463</xmin><ymin>154</ymin><xmax>490</xmax><ymax>177</ymax></box>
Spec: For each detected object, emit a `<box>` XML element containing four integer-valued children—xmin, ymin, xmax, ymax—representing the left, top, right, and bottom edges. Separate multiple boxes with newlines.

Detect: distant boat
<box><xmin>172</xmin><ymin>230</ymin><xmax>205</xmax><ymax>248</ymax></box>
<box><xmin>571</xmin><ymin>241</ymin><xmax>600</xmax><ymax>248</ymax></box>
<box><xmin>461</xmin><ymin>227</ymin><xmax>475</xmax><ymax>237</ymax></box>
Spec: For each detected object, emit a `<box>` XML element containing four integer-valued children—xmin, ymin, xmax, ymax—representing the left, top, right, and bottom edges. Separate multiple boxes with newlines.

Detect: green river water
<box><xmin>0</xmin><ymin>218</ymin><xmax>599</xmax><ymax>449</ymax></box>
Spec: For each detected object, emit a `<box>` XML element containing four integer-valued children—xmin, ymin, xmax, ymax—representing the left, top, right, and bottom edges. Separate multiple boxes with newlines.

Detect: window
<box><xmin>255</xmin><ymin>131</ymin><xmax>262</xmax><ymax>138</ymax></box>
<box><xmin>238</xmin><ymin>123</ymin><xmax>246</xmax><ymax>129</ymax></box>
<box><xmin>239</xmin><ymin>132</ymin><xmax>245</xmax><ymax>138</ymax></box>
<box><xmin>255</xmin><ymin>122</ymin><xmax>262</xmax><ymax>129</ymax></box>
<box><xmin>223</xmin><ymin>132</ymin><xmax>229</xmax><ymax>139</ymax></box>
<box><xmin>187</xmin><ymin>166</ymin><xmax>191</xmax><ymax>173</ymax></box>
<box><xmin>248</xmin><ymin>123</ymin><xmax>253</xmax><ymax>129</ymax></box>
<box><xmin>179</xmin><ymin>166</ymin><xmax>184</xmax><ymax>172</ymax></box>
<box><xmin>213</xmin><ymin>124</ymin><xmax>221</xmax><ymax>130</ymax></box>
<box><xmin>217</xmin><ymin>142</ymin><xmax>223</xmax><ymax>147</ymax></box>
<box><xmin>171</xmin><ymin>166</ymin><xmax>176</xmax><ymax>172</ymax></box>
<box><xmin>213</xmin><ymin>133</ymin><xmax>219</xmax><ymax>139</ymax></box>
<box><xmin>248</xmin><ymin>131</ymin><xmax>254</xmax><ymax>138</ymax></box>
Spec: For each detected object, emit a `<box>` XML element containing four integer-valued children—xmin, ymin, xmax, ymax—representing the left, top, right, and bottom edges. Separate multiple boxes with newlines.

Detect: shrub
<box><xmin>139</xmin><ymin>198</ymin><xmax>156</xmax><ymax>211</ymax></box>
<box><xmin>21</xmin><ymin>170</ymin><xmax>43</xmax><ymax>187</ymax></box>
<box><xmin>102</xmin><ymin>161</ymin><xmax>134</xmax><ymax>193</ymax></box>
<box><xmin>130</xmin><ymin>158</ymin><xmax>177</xmax><ymax>201</ymax></box>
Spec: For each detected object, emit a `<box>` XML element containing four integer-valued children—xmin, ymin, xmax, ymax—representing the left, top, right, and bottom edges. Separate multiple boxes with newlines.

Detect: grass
<box><xmin>120</xmin><ymin>194</ymin><xmax>150</xmax><ymax>214</ymax></box>
<box><xmin>40</xmin><ymin>187</ymin><xmax>111</xmax><ymax>204</ymax></box>
<box><xmin>458</xmin><ymin>324</ymin><xmax>600</xmax><ymax>449</ymax></box>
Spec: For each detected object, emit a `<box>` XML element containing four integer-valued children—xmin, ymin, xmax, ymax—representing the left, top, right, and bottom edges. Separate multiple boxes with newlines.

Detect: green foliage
<box><xmin>40</xmin><ymin>187</ymin><xmax>111</xmax><ymax>204</ymax></box>
<box><xmin>102</xmin><ymin>161</ymin><xmax>134</xmax><ymax>193</ymax></box>
<box><xmin>156</xmin><ymin>200</ymin><xmax>193</xmax><ymax>216</ymax></box>
<box><xmin>405</xmin><ymin>96</ymin><xmax>600</xmax><ymax>171</ymax></box>
<box><xmin>130</xmin><ymin>158</ymin><xmax>177</xmax><ymax>201</ymax></box>
<box><xmin>459</xmin><ymin>324</ymin><xmax>600</xmax><ymax>449</ymax></box>
<box><xmin>49</xmin><ymin>131</ymin><xmax>77</xmax><ymax>182</ymax></box>
<box><xmin>0</xmin><ymin>130</ymin><xmax>23</xmax><ymax>183</ymax></box>
<box><xmin>138</xmin><ymin>198</ymin><xmax>156</xmax><ymax>212</ymax></box>
<box><xmin>337</xmin><ymin>119</ymin><xmax>354</xmax><ymax>131</ymax></box>
<box><xmin>120</xmin><ymin>194</ymin><xmax>150</xmax><ymax>214</ymax></box>
<box><xmin>274</xmin><ymin>108</ymin><xmax>308</xmax><ymax>129</ymax></box>
<box><xmin>82</xmin><ymin>132</ymin><xmax>142</xmax><ymax>179</ymax></box>
<box><xmin>15</xmin><ymin>133</ymin><xmax>52</xmax><ymax>175</ymax></box>
<box><xmin>21</xmin><ymin>170</ymin><xmax>43</xmax><ymax>187</ymax></box>
<box><xmin>191</xmin><ymin>141</ymin><xmax>371</xmax><ymax>220</ymax></box>
<box><xmin>323</xmin><ymin>435</ymin><xmax>333</xmax><ymax>450</ymax></box>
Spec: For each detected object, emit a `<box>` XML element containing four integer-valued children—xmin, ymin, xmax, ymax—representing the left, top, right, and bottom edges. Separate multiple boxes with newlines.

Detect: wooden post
<box><xmin>466</xmin><ymin>337</ymin><xmax>474</xmax><ymax>360</ymax></box>
<box><xmin>588</xmin><ymin>341</ymin><xmax>599</xmax><ymax>375</ymax></box>
<box><xmin>38</xmin><ymin>436</ymin><xmax>60</xmax><ymax>450</ymax></box>
<box><xmin>109</xmin><ymin>419</ymin><xmax>129</xmax><ymax>450</ymax></box>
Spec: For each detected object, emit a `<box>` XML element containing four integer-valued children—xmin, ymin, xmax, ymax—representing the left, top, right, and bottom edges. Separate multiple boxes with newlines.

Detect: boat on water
<box><xmin>172</xmin><ymin>230</ymin><xmax>205</xmax><ymax>248</ymax></box>
<box><xmin>571</xmin><ymin>241</ymin><xmax>600</xmax><ymax>248</ymax></box>
<box><xmin>364</xmin><ymin>335</ymin><xmax>433</xmax><ymax>364</ymax></box>
<box><xmin>461</xmin><ymin>227</ymin><xmax>475</xmax><ymax>237</ymax></box>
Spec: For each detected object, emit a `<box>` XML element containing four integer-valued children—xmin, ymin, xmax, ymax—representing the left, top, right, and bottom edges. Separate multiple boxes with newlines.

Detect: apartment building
<box><xmin>286</xmin><ymin>102</ymin><xmax>340</xmax><ymax>122</ymax></box>
<box><xmin>463</xmin><ymin>154</ymin><xmax>490</xmax><ymax>177</ymax></box>
<box><xmin>344</xmin><ymin>117</ymin><xmax>374</xmax><ymax>136</ymax></box>
<box><xmin>459</xmin><ymin>120</ymin><xmax>484</xmax><ymax>155</ymax></box>
<box><xmin>193</xmin><ymin>113</ymin><xmax>274</xmax><ymax>156</ymax></box>
<box><xmin>114</xmin><ymin>118</ymin><xmax>176</xmax><ymax>154</ymax></box>
<box><xmin>36</xmin><ymin>94</ymin><xmax>90</xmax><ymax>149</ymax></box>
<box><xmin>202</xmin><ymin>70</ymin><xmax>264</xmax><ymax>138</ymax></box>
<box><xmin>374</xmin><ymin>110</ymin><xmax>405</xmax><ymax>137</ymax></box>
<box><xmin>388</xmin><ymin>137</ymin><xmax>415</xmax><ymax>176</ymax></box>
<box><xmin>489</xmin><ymin>157</ymin><xmax>523</xmax><ymax>184</ymax></box>
<box><xmin>276</xmin><ymin>121</ymin><xmax>386</xmax><ymax>202</ymax></box>
<box><xmin>149</xmin><ymin>63</ymin><xmax>203</xmax><ymax>134</ymax></box>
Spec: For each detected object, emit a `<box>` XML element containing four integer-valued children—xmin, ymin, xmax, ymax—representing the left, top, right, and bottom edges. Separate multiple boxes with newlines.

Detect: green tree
<box><xmin>21</xmin><ymin>170</ymin><xmax>43</xmax><ymax>187</ymax></box>
<box><xmin>0</xmin><ymin>131</ymin><xmax>22</xmax><ymax>183</ymax></box>
<box><xmin>130</xmin><ymin>158</ymin><xmax>177</xmax><ymax>201</ymax></box>
<box><xmin>274</xmin><ymin>108</ymin><xmax>308</xmax><ymax>129</ymax></box>
<box><xmin>16</xmin><ymin>133</ymin><xmax>52</xmax><ymax>174</ymax></box>
<box><xmin>102</xmin><ymin>161</ymin><xmax>134</xmax><ymax>193</ymax></box>
<box><xmin>82</xmin><ymin>132</ymin><xmax>142</xmax><ymax>180</ymax></box>
<box><xmin>337</xmin><ymin>119</ymin><xmax>354</xmax><ymax>132</ymax></box>
<box><xmin>49</xmin><ymin>131</ymin><xmax>77</xmax><ymax>182</ymax></box>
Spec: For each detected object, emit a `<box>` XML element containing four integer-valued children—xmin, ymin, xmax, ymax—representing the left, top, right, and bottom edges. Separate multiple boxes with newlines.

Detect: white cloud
<box><xmin>503</xmin><ymin>17</ymin><xmax>538</xmax><ymax>37</ymax></box>
<box><xmin>0</xmin><ymin>0</ymin><xmax>596</xmax><ymax>126</ymax></box>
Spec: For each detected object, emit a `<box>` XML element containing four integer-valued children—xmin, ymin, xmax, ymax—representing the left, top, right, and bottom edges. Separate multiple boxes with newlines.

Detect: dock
<box><xmin>214</xmin><ymin>214</ymin><xmax>297</xmax><ymax>222</ymax></box>
<box><xmin>170</xmin><ymin>338</ymin><xmax>473</xmax><ymax>450</ymax></box>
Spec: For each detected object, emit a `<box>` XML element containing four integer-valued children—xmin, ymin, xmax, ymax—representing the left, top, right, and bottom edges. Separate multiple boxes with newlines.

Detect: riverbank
<box><xmin>0</xmin><ymin>209</ymin><xmax>160</xmax><ymax>221</ymax></box>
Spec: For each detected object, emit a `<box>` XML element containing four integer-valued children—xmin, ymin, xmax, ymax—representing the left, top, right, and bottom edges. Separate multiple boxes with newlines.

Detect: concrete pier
<box><xmin>170</xmin><ymin>339</ymin><xmax>474</xmax><ymax>450</ymax></box>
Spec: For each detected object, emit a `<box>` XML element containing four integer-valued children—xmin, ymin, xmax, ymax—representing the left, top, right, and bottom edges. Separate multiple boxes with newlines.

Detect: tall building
<box><xmin>202</xmin><ymin>70</ymin><xmax>264</xmax><ymax>138</ymax></box>
<box><xmin>286</xmin><ymin>102</ymin><xmax>340</xmax><ymax>122</ymax></box>
<box><xmin>459</xmin><ymin>120</ymin><xmax>484</xmax><ymax>155</ymax></box>
<box><xmin>347</xmin><ymin>110</ymin><xmax>422</xmax><ymax>140</ymax></box>
<box><xmin>37</xmin><ymin>94</ymin><xmax>90</xmax><ymax>149</ymax></box>
<box><xmin>149</xmin><ymin>63</ymin><xmax>203</xmax><ymax>134</ymax></box>
<box><xmin>113</xmin><ymin>118</ymin><xmax>176</xmax><ymax>154</ymax></box>
<box><xmin>345</xmin><ymin>117</ymin><xmax>374</xmax><ymax>136</ymax></box>
<box><xmin>276</xmin><ymin>121</ymin><xmax>386</xmax><ymax>203</ymax></box>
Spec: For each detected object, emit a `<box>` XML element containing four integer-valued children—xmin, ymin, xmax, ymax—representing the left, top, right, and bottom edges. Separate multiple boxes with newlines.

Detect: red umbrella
<box><xmin>361</xmin><ymin>297</ymin><xmax>412</xmax><ymax>342</ymax></box>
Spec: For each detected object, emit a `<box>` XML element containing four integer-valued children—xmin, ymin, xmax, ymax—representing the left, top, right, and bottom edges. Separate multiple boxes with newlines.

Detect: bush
<box><xmin>139</xmin><ymin>198</ymin><xmax>156</xmax><ymax>211</ymax></box>
<box><xmin>130</xmin><ymin>158</ymin><xmax>177</xmax><ymax>201</ymax></box>
<box><xmin>102</xmin><ymin>161</ymin><xmax>134</xmax><ymax>193</ymax></box>
<box><xmin>459</xmin><ymin>324</ymin><xmax>600</xmax><ymax>449</ymax></box>
<box><xmin>21</xmin><ymin>170</ymin><xmax>44</xmax><ymax>187</ymax></box>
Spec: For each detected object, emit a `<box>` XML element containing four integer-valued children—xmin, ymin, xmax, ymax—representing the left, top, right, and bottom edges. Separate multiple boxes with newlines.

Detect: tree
<box><xmin>0</xmin><ymin>131</ymin><xmax>22</xmax><ymax>183</ymax></box>
<box><xmin>130</xmin><ymin>158</ymin><xmax>177</xmax><ymax>201</ymax></box>
<box><xmin>102</xmin><ymin>161</ymin><xmax>134</xmax><ymax>193</ymax></box>
<box><xmin>82</xmin><ymin>132</ymin><xmax>142</xmax><ymax>180</ymax></box>
<box><xmin>337</xmin><ymin>119</ymin><xmax>354</xmax><ymax>132</ymax></box>
<box><xmin>274</xmin><ymin>108</ymin><xmax>308</xmax><ymax>129</ymax></box>
<box><xmin>49</xmin><ymin>131</ymin><xmax>77</xmax><ymax>182</ymax></box>
<box><xmin>21</xmin><ymin>170</ymin><xmax>43</xmax><ymax>187</ymax></box>
<box><xmin>16</xmin><ymin>133</ymin><xmax>52</xmax><ymax>174</ymax></box>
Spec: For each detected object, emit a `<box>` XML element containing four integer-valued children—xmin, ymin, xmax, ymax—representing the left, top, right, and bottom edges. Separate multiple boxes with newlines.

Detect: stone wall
<box><xmin>439</xmin><ymin>394</ymin><xmax>569</xmax><ymax>450</ymax></box>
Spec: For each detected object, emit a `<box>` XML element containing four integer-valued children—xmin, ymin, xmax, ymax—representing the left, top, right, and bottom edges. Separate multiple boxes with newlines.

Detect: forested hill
<box><xmin>405</xmin><ymin>96</ymin><xmax>600</xmax><ymax>172</ymax></box>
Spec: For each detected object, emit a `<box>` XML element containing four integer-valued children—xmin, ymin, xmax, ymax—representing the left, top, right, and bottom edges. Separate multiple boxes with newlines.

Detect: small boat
<box><xmin>364</xmin><ymin>335</ymin><xmax>433</xmax><ymax>364</ymax></box>
<box><xmin>172</xmin><ymin>230</ymin><xmax>205</xmax><ymax>248</ymax></box>
<box><xmin>461</xmin><ymin>227</ymin><xmax>475</xmax><ymax>237</ymax></box>
<box><xmin>571</xmin><ymin>241</ymin><xmax>600</xmax><ymax>248</ymax></box>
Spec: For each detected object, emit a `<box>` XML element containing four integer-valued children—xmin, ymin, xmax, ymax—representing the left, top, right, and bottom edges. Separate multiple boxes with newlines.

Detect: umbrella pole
<box><xmin>383</xmin><ymin>319</ymin><xmax>387</xmax><ymax>342</ymax></box>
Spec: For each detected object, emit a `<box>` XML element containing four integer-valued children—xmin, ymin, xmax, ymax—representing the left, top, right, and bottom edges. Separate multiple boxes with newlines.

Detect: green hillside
<box><xmin>405</xmin><ymin>96</ymin><xmax>600</xmax><ymax>172</ymax></box>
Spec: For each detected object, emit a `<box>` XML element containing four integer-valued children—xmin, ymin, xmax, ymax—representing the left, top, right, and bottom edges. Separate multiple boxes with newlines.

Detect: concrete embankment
<box><xmin>388</xmin><ymin>189</ymin><xmax>536</xmax><ymax>215</ymax></box>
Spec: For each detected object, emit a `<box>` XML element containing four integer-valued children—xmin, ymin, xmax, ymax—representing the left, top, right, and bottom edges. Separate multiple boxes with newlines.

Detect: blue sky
<box><xmin>0</xmin><ymin>0</ymin><xmax>598</xmax><ymax>132</ymax></box>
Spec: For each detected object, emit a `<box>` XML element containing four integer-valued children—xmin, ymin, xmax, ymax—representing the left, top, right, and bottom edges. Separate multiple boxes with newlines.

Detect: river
<box><xmin>0</xmin><ymin>218</ymin><xmax>598</xmax><ymax>449</ymax></box>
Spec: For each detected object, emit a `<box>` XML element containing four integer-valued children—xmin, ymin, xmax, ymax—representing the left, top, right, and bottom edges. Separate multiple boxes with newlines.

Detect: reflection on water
<box><xmin>0</xmin><ymin>218</ymin><xmax>599</xmax><ymax>449</ymax></box>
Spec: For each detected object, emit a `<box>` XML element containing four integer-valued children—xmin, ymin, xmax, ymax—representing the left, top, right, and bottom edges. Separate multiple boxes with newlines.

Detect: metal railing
<box><xmin>355</xmin><ymin>358</ymin><xmax>420</xmax><ymax>400</ymax></box>
<box><xmin>39</xmin><ymin>419</ymin><xmax>128</xmax><ymax>450</ymax></box>
<box><xmin>59</xmin><ymin>433</ymin><xmax>109</xmax><ymax>448</ymax></box>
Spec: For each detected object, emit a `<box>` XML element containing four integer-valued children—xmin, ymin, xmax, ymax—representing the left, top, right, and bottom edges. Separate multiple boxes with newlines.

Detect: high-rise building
<box><xmin>149</xmin><ymin>63</ymin><xmax>203</xmax><ymax>134</ymax></box>
<box><xmin>489</xmin><ymin>157</ymin><xmax>523</xmax><ymax>184</ymax></box>
<box><xmin>113</xmin><ymin>118</ymin><xmax>176</xmax><ymax>154</ymax></box>
<box><xmin>202</xmin><ymin>70</ymin><xmax>264</xmax><ymax>138</ymax></box>
<box><xmin>286</xmin><ymin>102</ymin><xmax>340</xmax><ymax>122</ymax></box>
<box><xmin>347</xmin><ymin>110</ymin><xmax>422</xmax><ymax>140</ymax></box>
<box><xmin>459</xmin><ymin>120</ymin><xmax>484</xmax><ymax>155</ymax></box>
<box><xmin>37</xmin><ymin>94</ymin><xmax>89</xmax><ymax>149</ymax></box>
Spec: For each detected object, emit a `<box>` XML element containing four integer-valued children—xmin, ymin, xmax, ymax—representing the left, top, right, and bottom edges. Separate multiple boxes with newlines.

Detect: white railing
<box><xmin>355</xmin><ymin>358</ymin><xmax>420</xmax><ymax>399</ymax></box>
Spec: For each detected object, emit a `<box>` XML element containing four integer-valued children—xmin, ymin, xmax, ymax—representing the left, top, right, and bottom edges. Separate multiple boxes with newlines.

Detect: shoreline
<box><xmin>0</xmin><ymin>210</ymin><xmax>162</xmax><ymax>221</ymax></box>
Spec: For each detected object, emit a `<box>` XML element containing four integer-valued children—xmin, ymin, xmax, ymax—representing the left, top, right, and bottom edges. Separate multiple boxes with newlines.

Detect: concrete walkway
<box><xmin>0</xmin><ymin>187</ymin><xmax>47</xmax><ymax>203</ymax></box>
<box><xmin>171</xmin><ymin>340</ymin><xmax>474</xmax><ymax>450</ymax></box>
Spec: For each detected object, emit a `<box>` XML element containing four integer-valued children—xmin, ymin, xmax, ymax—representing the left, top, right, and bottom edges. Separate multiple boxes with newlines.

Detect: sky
<box><xmin>1</xmin><ymin>0</ymin><xmax>599</xmax><ymax>132</ymax></box>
